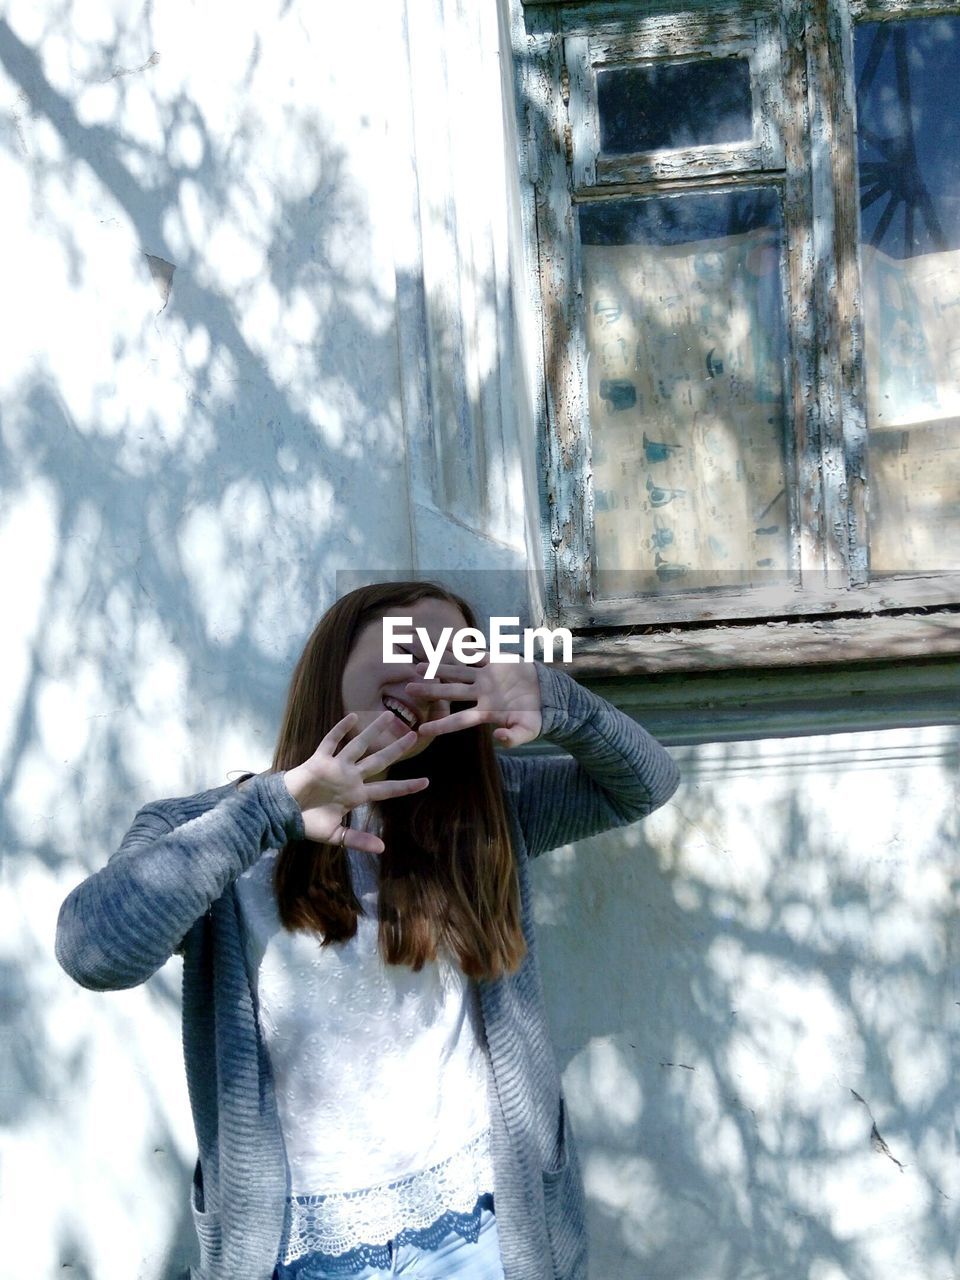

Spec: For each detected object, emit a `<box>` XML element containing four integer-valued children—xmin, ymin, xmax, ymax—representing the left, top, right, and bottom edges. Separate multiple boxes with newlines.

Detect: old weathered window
<box><xmin>518</xmin><ymin>0</ymin><xmax>960</xmax><ymax>664</ymax></box>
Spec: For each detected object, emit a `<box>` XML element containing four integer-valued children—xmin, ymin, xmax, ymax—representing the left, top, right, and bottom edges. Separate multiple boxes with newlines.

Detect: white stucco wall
<box><xmin>2</xmin><ymin>3</ymin><xmax>958</xmax><ymax>1279</ymax></box>
<box><xmin>0</xmin><ymin>0</ymin><xmax>400</xmax><ymax>1262</ymax></box>
<box><xmin>1</xmin><ymin>2</ymin><xmax>532</xmax><ymax>1274</ymax></box>
<box><xmin>535</xmin><ymin>724</ymin><xmax>959</xmax><ymax>1279</ymax></box>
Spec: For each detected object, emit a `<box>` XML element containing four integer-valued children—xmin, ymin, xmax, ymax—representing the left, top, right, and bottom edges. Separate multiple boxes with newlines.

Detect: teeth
<box><xmin>383</xmin><ymin>696</ymin><xmax>418</xmax><ymax>730</ymax></box>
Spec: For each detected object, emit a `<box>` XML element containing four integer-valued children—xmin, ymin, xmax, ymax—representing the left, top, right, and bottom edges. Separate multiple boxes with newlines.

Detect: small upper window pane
<box><xmin>597</xmin><ymin>58</ymin><xmax>753</xmax><ymax>155</ymax></box>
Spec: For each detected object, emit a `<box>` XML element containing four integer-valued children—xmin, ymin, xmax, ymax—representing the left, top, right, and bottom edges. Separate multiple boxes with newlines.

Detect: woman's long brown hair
<box><xmin>270</xmin><ymin>581</ymin><xmax>526</xmax><ymax>980</ymax></box>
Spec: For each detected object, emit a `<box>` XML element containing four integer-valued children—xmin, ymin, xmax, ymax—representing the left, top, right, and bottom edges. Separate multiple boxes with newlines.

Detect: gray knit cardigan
<box><xmin>56</xmin><ymin>662</ymin><xmax>679</xmax><ymax>1280</ymax></box>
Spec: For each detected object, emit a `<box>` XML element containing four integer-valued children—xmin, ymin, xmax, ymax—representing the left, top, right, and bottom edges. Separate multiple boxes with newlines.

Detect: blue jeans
<box><xmin>273</xmin><ymin>1195</ymin><xmax>504</xmax><ymax>1279</ymax></box>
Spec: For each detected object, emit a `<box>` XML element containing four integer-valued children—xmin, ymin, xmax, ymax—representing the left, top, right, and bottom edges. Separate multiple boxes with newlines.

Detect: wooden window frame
<box><xmin>519</xmin><ymin>0</ymin><xmax>960</xmax><ymax>670</ymax></box>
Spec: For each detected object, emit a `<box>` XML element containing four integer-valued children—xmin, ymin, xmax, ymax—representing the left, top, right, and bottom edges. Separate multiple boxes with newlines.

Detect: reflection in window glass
<box><xmin>856</xmin><ymin>17</ymin><xmax>960</xmax><ymax>573</ymax></box>
<box><xmin>579</xmin><ymin>189</ymin><xmax>791</xmax><ymax>597</ymax></box>
<box><xmin>597</xmin><ymin>58</ymin><xmax>753</xmax><ymax>155</ymax></box>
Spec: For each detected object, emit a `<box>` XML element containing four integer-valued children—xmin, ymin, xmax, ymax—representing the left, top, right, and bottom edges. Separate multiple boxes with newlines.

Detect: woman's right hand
<box><xmin>282</xmin><ymin>711</ymin><xmax>428</xmax><ymax>853</ymax></box>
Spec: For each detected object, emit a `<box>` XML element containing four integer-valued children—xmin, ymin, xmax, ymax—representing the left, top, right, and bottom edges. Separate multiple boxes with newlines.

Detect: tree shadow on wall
<box><xmin>532</xmin><ymin>727</ymin><xmax>960</xmax><ymax>1280</ymax></box>
<box><xmin>6</xmin><ymin>8</ymin><xmax>956</xmax><ymax>1280</ymax></box>
<box><xmin>0</xmin><ymin>8</ymin><xmax>422</xmax><ymax>1277</ymax></box>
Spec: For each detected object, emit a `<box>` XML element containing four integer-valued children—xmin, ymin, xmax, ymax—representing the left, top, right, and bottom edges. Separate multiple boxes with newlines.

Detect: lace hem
<box><xmin>275</xmin><ymin>1196</ymin><xmax>492</xmax><ymax>1277</ymax></box>
<box><xmin>281</xmin><ymin>1129</ymin><xmax>494</xmax><ymax>1263</ymax></box>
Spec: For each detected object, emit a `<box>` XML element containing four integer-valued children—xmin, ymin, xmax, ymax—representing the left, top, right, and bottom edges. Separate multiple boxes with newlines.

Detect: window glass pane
<box><xmin>597</xmin><ymin>58</ymin><xmax>753</xmax><ymax>155</ymax></box>
<box><xmin>856</xmin><ymin>17</ymin><xmax>960</xmax><ymax>574</ymax></box>
<box><xmin>579</xmin><ymin>189</ymin><xmax>791</xmax><ymax>597</ymax></box>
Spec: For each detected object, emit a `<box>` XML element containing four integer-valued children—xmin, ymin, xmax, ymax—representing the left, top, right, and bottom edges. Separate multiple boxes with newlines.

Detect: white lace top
<box><xmin>235</xmin><ymin>805</ymin><xmax>494</xmax><ymax>1263</ymax></box>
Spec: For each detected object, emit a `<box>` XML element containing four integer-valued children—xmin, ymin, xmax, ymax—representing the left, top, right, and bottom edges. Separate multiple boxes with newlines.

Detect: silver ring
<box><xmin>337</xmin><ymin>825</ymin><xmax>348</xmax><ymax>848</ymax></box>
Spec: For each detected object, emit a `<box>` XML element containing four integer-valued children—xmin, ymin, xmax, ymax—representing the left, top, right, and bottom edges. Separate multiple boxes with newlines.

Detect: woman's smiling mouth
<box><xmin>382</xmin><ymin>695</ymin><xmax>421</xmax><ymax>731</ymax></box>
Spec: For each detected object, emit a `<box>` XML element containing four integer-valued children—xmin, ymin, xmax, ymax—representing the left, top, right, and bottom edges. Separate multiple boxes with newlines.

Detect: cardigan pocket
<box><xmin>190</xmin><ymin>1161</ymin><xmax>223</xmax><ymax>1274</ymax></box>
<box><xmin>541</xmin><ymin>1098</ymin><xmax>588</xmax><ymax>1280</ymax></box>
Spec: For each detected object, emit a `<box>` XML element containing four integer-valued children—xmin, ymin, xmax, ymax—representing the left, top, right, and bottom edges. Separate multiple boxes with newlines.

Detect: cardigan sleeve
<box><xmin>55</xmin><ymin>771</ymin><xmax>304</xmax><ymax>992</ymax></box>
<box><xmin>497</xmin><ymin>662</ymin><xmax>680</xmax><ymax>858</ymax></box>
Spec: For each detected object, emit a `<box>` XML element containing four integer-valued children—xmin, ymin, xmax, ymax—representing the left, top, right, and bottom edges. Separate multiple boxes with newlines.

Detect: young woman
<box><xmin>56</xmin><ymin>581</ymin><xmax>680</xmax><ymax>1280</ymax></box>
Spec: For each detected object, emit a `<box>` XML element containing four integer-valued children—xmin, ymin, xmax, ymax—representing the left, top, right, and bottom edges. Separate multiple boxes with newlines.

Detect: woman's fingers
<box><xmin>361</xmin><ymin>776</ymin><xmax>430</xmax><ymax>802</ymax></box>
<box><xmin>300</xmin><ymin>774</ymin><xmax>428</xmax><ymax>847</ymax></box>
<box><xmin>341</xmin><ymin>828</ymin><xmax>386</xmax><ymax>855</ymax></box>
<box><xmin>303</xmin><ymin>817</ymin><xmax>387</xmax><ymax>854</ymax></box>
<box><xmin>353</xmin><ymin>721</ymin><xmax>421</xmax><ymax>775</ymax></box>
<box><xmin>405</xmin><ymin>679</ymin><xmax>474</xmax><ymax>702</ymax></box>
<box><xmin>337</xmin><ymin>709</ymin><xmax>407</xmax><ymax>763</ymax></box>
<box><xmin>415</xmin><ymin>705</ymin><xmax>484</xmax><ymax>738</ymax></box>
<box><xmin>316</xmin><ymin>712</ymin><xmax>358</xmax><ymax>754</ymax></box>
<box><xmin>412</xmin><ymin>655</ymin><xmax>486</xmax><ymax>682</ymax></box>
<box><xmin>493</xmin><ymin>723</ymin><xmax>538</xmax><ymax>748</ymax></box>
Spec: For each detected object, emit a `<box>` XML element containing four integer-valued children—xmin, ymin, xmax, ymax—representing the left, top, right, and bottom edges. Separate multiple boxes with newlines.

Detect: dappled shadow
<box><xmin>4</xmin><ymin>3</ymin><xmax>959</xmax><ymax>1280</ymax></box>
<box><xmin>0</xmin><ymin>2</ymin><xmax>418</xmax><ymax>1274</ymax></box>
<box><xmin>533</xmin><ymin>723</ymin><xmax>960</xmax><ymax>1278</ymax></box>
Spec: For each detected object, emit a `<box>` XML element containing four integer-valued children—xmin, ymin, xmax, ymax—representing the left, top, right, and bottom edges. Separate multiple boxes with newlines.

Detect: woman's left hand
<box><xmin>405</xmin><ymin>653</ymin><xmax>543</xmax><ymax>748</ymax></box>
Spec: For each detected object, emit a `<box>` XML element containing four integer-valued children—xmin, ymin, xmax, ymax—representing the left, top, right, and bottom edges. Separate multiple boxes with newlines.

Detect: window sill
<box><xmin>565</xmin><ymin>609</ymin><xmax>960</xmax><ymax>677</ymax></box>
